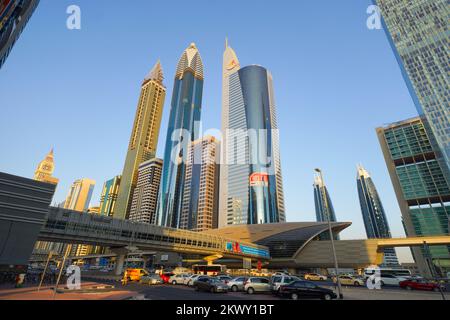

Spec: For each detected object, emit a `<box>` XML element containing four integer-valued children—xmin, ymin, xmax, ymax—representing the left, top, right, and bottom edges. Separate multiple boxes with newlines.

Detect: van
<box><xmin>125</xmin><ymin>268</ymin><xmax>149</xmax><ymax>282</ymax></box>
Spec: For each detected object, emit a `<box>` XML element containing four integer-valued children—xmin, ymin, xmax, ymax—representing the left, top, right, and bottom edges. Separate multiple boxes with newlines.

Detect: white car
<box><xmin>271</xmin><ymin>275</ymin><xmax>300</xmax><ymax>293</ymax></box>
<box><xmin>379</xmin><ymin>274</ymin><xmax>409</xmax><ymax>287</ymax></box>
<box><xmin>169</xmin><ymin>274</ymin><xmax>191</xmax><ymax>285</ymax></box>
<box><xmin>187</xmin><ymin>275</ymin><xmax>202</xmax><ymax>287</ymax></box>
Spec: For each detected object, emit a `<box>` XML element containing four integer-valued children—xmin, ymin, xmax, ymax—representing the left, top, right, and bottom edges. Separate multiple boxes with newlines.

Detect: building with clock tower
<box><xmin>33</xmin><ymin>148</ymin><xmax>59</xmax><ymax>185</ymax></box>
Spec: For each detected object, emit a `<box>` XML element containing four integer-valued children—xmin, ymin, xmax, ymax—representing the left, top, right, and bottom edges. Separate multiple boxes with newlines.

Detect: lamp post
<box><xmin>315</xmin><ymin>168</ymin><xmax>343</xmax><ymax>299</ymax></box>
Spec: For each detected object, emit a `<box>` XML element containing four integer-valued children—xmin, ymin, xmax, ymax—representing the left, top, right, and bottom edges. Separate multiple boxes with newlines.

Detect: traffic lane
<box><xmin>118</xmin><ymin>283</ymin><xmax>281</xmax><ymax>300</ymax></box>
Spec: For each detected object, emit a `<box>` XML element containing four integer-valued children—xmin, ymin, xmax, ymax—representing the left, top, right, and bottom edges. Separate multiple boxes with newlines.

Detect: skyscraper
<box><xmin>180</xmin><ymin>136</ymin><xmax>220</xmax><ymax>232</ymax></box>
<box><xmin>129</xmin><ymin>158</ymin><xmax>163</xmax><ymax>224</ymax></box>
<box><xmin>376</xmin><ymin>0</ymin><xmax>450</xmax><ymax>177</ymax></box>
<box><xmin>157</xmin><ymin>43</ymin><xmax>204</xmax><ymax>228</ymax></box>
<box><xmin>64</xmin><ymin>178</ymin><xmax>95</xmax><ymax>212</ymax></box>
<box><xmin>115</xmin><ymin>61</ymin><xmax>166</xmax><ymax>220</ymax></box>
<box><xmin>99</xmin><ymin>175</ymin><xmax>121</xmax><ymax>217</ymax></box>
<box><xmin>33</xmin><ymin>148</ymin><xmax>59</xmax><ymax>185</ymax></box>
<box><xmin>377</xmin><ymin>117</ymin><xmax>450</xmax><ymax>276</ymax></box>
<box><xmin>313</xmin><ymin>173</ymin><xmax>339</xmax><ymax>240</ymax></box>
<box><xmin>218</xmin><ymin>40</ymin><xmax>285</xmax><ymax>227</ymax></box>
<box><xmin>357</xmin><ymin>165</ymin><xmax>398</xmax><ymax>266</ymax></box>
<box><xmin>0</xmin><ymin>0</ymin><xmax>40</xmax><ymax>69</ymax></box>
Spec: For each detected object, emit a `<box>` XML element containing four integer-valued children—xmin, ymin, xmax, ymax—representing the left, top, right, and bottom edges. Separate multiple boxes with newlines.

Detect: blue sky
<box><xmin>0</xmin><ymin>1</ymin><xmax>418</xmax><ymax>261</ymax></box>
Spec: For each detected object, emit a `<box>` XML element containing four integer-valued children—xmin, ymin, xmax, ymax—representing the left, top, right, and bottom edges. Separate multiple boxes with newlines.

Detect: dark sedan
<box><xmin>279</xmin><ymin>280</ymin><xmax>338</xmax><ymax>300</ymax></box>
<box><xmin>193</xmin><ymin>276</ymin><xmax>229</xmax><ymax>293</ymax></box>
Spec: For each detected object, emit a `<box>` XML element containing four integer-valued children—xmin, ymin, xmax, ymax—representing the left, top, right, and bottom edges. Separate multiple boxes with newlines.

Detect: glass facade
<box><xmin>99</xmin><ymin>175</ymin><xmax>121</xmax><ymax>217</ymax></box>
<box><xmin>0</xmin><ymin>0</ymin><xmax>40</xmax><ymax>69</ymax></box>
<box><xmin>376</xmin><ymin>0</ymin><xmax>450</xmax><ymax>177</ymax></box>
<box><xmin>357</xmin><ymin>165</ymin><xmax>399</xmax><ymax>266</ymax></box>
<box><xmin>378</xmin><ymin>117</ymin><xmax>450</xmax><ymax>270</ymax></box>
<box><xmin>313</xmin><ymin>175</ymin><xmax>339</xmax><ymax>240</ymax></box>
<box><xmin>157</xmin><ymin>44</ymin><xmax>204</xmax><ymax>228</ymax></box>
<box><xmin>223</xmin><ymin>64</ymin><xmax>285</xmax><ymax>226</ymax></box>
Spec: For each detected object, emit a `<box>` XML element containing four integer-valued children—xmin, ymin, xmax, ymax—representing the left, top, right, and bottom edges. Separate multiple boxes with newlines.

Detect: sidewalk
<box><xmin>0</xmin><ymin>282</ymin><xmax>138</xmax><ymax>300</ymax></box>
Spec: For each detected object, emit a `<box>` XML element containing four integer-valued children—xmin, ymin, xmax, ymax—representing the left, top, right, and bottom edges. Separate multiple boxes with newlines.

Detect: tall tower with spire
<box><xmin>157</xmin><ymin>43</ymin><xmax>204</xmax><ymax>228</ymax></box>
<box><xmin>357</xmin><ymin>164</ymin><xmax>399</xmax><ymax>266</ymax></box>
<box><xmin>34</xmin><ymin>148</ymin><xmax>59</xmax><ymax>185</ymax></box>
<box><xmin>313</xmin><ymin>173</ymin><xmax>339</xmax><ymax>240</ymax></box>
<box><xmin>218</xmin><ymin>39</ymin><xmax>285</xmax><ymax>227</ymax></box>
<box><xmin>115</xmin><ymin>60</ymin><xmax>166</xmax><ymax>220</ymax></box>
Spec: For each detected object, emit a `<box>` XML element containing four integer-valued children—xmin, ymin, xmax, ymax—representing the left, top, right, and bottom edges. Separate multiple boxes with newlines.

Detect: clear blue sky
<box><xmin>0</xmin><ymin>1</ymin><xmax>418</xmax><ymax>261</ymax></box>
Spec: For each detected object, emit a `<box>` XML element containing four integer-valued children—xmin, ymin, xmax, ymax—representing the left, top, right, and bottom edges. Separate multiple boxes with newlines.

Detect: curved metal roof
<box><xmin>204</xmin><ymin>222</ymin><xmax>352</xmax><ymax>259</ymax></box>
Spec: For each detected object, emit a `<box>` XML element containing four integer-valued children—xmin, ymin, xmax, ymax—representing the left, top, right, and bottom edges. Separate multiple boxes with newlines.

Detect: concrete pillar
<box><xmin>114</xmin><ymin>254</ymin><xmax>126</xmax><ymax>276</ymax></box>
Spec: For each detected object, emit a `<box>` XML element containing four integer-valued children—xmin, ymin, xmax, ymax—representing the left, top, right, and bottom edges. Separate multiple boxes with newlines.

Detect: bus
<box><xmin>364</xmin><ymin>267</ymin><xmax>412</xmax><ymax>279</ymax></box>
<box><xmin>192</xmin><ymin>264</ymin><xmax>227</xmax><ymax>276</ymax></box>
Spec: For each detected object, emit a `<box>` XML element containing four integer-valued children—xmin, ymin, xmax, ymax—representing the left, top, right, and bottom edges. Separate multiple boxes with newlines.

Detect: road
<box><xmin>99</xmin><ymin>281</ymin><xmax>450</xmax><ymax>301</ymax></box>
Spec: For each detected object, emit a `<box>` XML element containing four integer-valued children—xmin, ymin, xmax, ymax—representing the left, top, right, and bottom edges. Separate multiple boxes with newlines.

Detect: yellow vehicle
<box><xmin>304</xmin><ymin>273</ymin><xmax>327</xmax><ymax>281</ymax></box>
<box><xmin>124</xmin><ymin>268</ymin><xmax>149</xmax><ymax>282</ymax></box>
<box><xmin>333</xmin><ymin>275</ymin><xmax>364</xmax><ymax>286</ymax></box>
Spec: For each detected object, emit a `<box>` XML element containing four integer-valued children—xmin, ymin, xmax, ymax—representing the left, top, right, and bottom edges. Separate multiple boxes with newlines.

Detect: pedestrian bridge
<box><xmin>38</xmin><ymin>207</ymin><xmax>270</xmax><ymax>261</ymax></box>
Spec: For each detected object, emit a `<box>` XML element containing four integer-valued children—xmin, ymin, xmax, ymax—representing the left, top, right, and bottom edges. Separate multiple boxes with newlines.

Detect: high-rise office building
<box><xmin>377</xmin><ymin>117</ymin><xmax>450</xmax><ymax>276</ymax></box>
<box><xmin>99</xmin><ymin>175</ymin><xmax>121</xmax><ymax>217</ymax></box>
<box><xmin>64</xmin><ymin>178</ymin><xmax>95</xmax><ymax>212</ymax></box>
<box><xmin>129</xmin><ymin>158</ymin><xmax>163</xmax><ymax>224</ymax></box>
<box><xmin>180</xmin><ymin>136</ymin><xmax>220</xmax><ymax>232</ymax></box>
<box><xmin>376</xmin><ymin>0</ymin><xmax>450</xmax><ymax>177</ymax></box>
<box><xmin>115</xmin><ymin>61</ymin><xmax>166</xmax><ymax>220</ymax></box>
<box><xmin>33</xmin><ymin>148</ymin><xmax>59</xmax><ymax>185</ymax></box>
<box><xmin>313</xmin><ymin>173</ymin><xmax>339</xmax><ymax>240</ymax></box>
<box><xmin>52</xmin><ymin>178</ymin><xmax>95</xmax><ymax>256</ymax></box>
<box><xmin>0</xmin><ymin>0</ymin><xmax>40</xmax><ymax>69</ymax></box>
<box><xmin>357</xmin><ymin>165</ymin><xmax>399</xmax><ymax>266</ymax></box>
<box><xmin>157</xmin><ymin>43</ymin><xmax>204</xmax><ymax>228</ymax></box>
<box><xmin>218</xmin><ymin>40</ymin><xmax>285</xmax><ymax>227</ymax></box>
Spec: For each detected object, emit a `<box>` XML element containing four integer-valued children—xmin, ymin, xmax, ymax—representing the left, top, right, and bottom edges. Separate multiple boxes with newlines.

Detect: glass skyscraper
<box><xmin>99</xmin><ymin>175</ymin><xmax>121</xmax><ymax>217</ymax></box>
<box><xmin>0</xmin><ymin>0</ymin><xmax>40</xmax><ymax>69</ymax></box>
<box><xmin>157</xmin><ymin>43</ymin><xmax>204</xmax><ymax>228</ymax></box>
<box><xmin>313</xmin><ymin>174</ymin><xmax>339</xmax><ymax>240</ymax></box>
<box><xmin>377</xmin><ymin>117</ymin><xmax>450</xmax><ymax>276</ymax></box>
<box><xmin>376</xmin><ymin>0</ymin><xmax>450</xmax><ymax>178</ymax></box>
<box><xmin>357</xmin><ymin>165</ymin><xmax>399</xmax><ymax>266</ymax></box>
<box><xmin>218</xmin><ymin>41</ymin><xmax>285</xmax><ymax>227</ymax></box>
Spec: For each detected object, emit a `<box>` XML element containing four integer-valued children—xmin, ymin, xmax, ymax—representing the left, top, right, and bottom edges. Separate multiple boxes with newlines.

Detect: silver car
<box><xmin>244</xmin><ymin>277</ymin><xmax>271</xmax><ymax>294</ymax></box>
<box><xmin>228</xmin><ymin>277</ymin><xmax>248</xmax><ymax>292</ymax></box>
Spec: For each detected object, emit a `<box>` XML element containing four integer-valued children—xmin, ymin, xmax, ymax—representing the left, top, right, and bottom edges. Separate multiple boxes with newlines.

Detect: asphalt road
<box><xmin>101</xmin><ymin>281</ymin><xmax>449</xmax><ymax>301</ymax></box>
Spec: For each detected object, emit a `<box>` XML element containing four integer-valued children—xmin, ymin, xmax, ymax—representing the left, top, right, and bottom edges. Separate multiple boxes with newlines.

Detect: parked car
<box><xmin>304</xmin><ymin>273</ymin><xmax>327</xmax><ymax>281</ymax></box>
<box><xmin>187</xmin><ymin>274</ymin><xmax>201</xmax><ymax>287</ymax></box>
<box><xmin>244</xmin><ymin>277</ymin><xmax>271</xmax><ymax>294</ymax></box>
<box><xmin>279</xmin><ymin>280</ymin><xmax>338</xmax><ymax>300</ymax></box>
<box><xmin>332</xmin><ymin>275</ymin><xmax>364</xmax><ymax>287</ymax></box>
<box><xmin>399</xmin><ymin>279</ymin><xmax>446</xmax><ymax>292</ymax></box>
<box><xmin>379</xmin><ymin>274</ymin><xmax>409</xmax><ymax>287</ymax></box>
<box><xmin>140</xmin><ymin>274</ymin><xmax>163</xmax><ymax>285</ymax></box>
<box><xmin>169</xmin><ymin>274</ymin><xmax>191</xmax><ymax>285</ymax></box>
<box><xmin>194</xmin><ymin>276</ymin><xmax>228</xmax><ymax>293</ymax></box>
<box><xmin>271</xmin><ymin>275</ymin><xmax>300</xmax><ymax>293</ymax></box>
<box><xmin>215</xmin><ymin>275</ymin><xmax>233</xmax><ymax>284</ymax></box>
<box><xmin>160</xmin><ymin>272</ymin><xmax>175</xmax><ymax>284</ymax></box>
<box><xmin>228</xmin><ymin>277</ymin><xmax>248</xmax><ymax>292</ymax></box>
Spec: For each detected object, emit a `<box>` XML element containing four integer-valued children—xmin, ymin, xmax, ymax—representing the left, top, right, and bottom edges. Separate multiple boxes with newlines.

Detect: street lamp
<box><xmin>315</xmin><ymin>168</ymin><xmax>343</xmax><ymax>299</ymax></box>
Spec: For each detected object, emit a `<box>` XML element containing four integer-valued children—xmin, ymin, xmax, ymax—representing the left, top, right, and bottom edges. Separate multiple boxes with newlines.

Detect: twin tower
<box><xmin>114</xmin><ymin>41</ymin><xmax>285</xmax><ymax>230</ymax></box>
